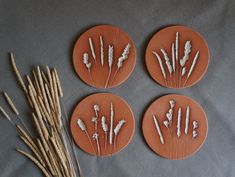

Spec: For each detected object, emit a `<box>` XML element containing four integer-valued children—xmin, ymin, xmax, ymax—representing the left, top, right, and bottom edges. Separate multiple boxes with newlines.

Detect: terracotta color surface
<box><xmin>145</xmin><ymin>25</ymin><xmax>210</xmax><ymax>89</ymax></box>
<box><xmin>142</xmin><ymin>94</ymin><xmax>208</xmax><ymax>160</ymax></box>
<box><xmin>70</xmin><ymin>93</ymin><xmax>135</xmax><ymax>157</ymax></box>
<box><xmin>73</xmin><ymin>25</ymin><xmax>136</xmax><ymax>89</ymax></box>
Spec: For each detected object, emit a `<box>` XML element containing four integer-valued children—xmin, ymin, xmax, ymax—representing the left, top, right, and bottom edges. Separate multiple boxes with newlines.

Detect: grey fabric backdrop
<box><xmin>0</xmin><ymin>0</ymin><xmax>235</xmax><ymax>177</ymax></box>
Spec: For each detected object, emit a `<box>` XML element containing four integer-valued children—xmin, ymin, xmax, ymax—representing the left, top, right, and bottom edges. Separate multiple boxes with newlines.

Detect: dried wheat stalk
<box><xmin>183</xmin><ymin>51</ymin><xmax>200</xmax><ymax>86</ymax></box>
<box><xmin>105</xmin><ymin>45</ymin><xmax>113</xmax><ymax>88</ymax></box>
<box><xmin>0</xmin><ymin>106</ymin><xmax>14</xmax><ymax>125</ymax></box>
<box><xmin>153</xmin><ymin>115</ymin><xmax>164</xmax><ymax>144</ymax></box>
<box><xmin>9</xmin><ymin>53</ymin><xmax>33</xmax><ymax>107</ymax></box>
<box><xmin>113</xmin><ymin>119</ymin><xmax>126</xmax><ymax>151</ymax></box>
<box><xmin>3</xmin><ymin>92</ymin><xmax>19</xmax><ymax>115</ymax></box>
<box><xmin>100</xmin><ymin>36</ymin><xmax>104</xmax><ymax>66</ymax></box>
<box><xmin>88</xmin><ymin>37</ymin><xmax>96</xmax><ymax>62</ymax></box>
<box><xmin>3</xmin><ymin>91</ymin><xmax>31</xmax><ymax>136</ymax></box>
<box><xmin>17</xmin><ymin>149</ymin><xmax>51</xmax><ymax>177</ymax></box>
<box><xmin>9</xmin><ymin>53</ymin><xmax>27</xmax><ymax>93</ymax></box>
<box><xmin>9</xmin><ymin>55</ymin><xmax>80</xmax><ymax>177</ymax></box>
<box><xmin>184</xmin><ymin>106</ymin><xmax>190</xmax><ymax>135</ymax></box>
<box><xmin>101</xmin><ymin>116</ymin><xmax>108</xmax><ymax>153</ymax></box>
<box><xmin>177</xmin><ymin>107</ymin><xmax>182</xmax><ymax>138</ymax></box>
<box><xmin>152</xmin><ymin>51</ymin><xmax>167</xmax><ymax>85</ymax></box>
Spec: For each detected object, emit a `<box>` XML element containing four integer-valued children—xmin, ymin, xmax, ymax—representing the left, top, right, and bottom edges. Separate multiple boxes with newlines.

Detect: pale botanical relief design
<box><xmin>76</xmin><ymin>102</ymin><xmax>127</xmax><ymax>156</ymax></box>
<box><xmin>152</xmin><ymin>32</ymin><xmax>200</xmax><ymax>87</ymax></box>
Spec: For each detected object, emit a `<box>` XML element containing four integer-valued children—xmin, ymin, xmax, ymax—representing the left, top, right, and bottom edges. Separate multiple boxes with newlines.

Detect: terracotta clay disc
<box><xmin>70</xmin><ymin>93</ymin><xmax>135</xmax><ymax>157</ymax></box>
<box><xmin>73</xmin><ymin>25</ymin><xmax>136</xmax><ymax>88</ymax></box>
<box><xmin>142</xmin><ymin>94</ymin><xmax>208</xmax><ymax>160</ymax></box>
<box><xmin>145</xmin><ymin>25</ymin><xmax>210</xmax><ymax>89</ymax></box>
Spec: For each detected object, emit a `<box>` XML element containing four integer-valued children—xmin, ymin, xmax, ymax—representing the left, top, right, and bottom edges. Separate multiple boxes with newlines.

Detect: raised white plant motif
<box><xmin>153</xmin><ymin>115</ymin><xmax>164</xmax><ymax>144</ymax></box>
<box><xmin>152</xmin><ymin>31</ymin><xmax>200</xmax><ymax>88</ymax></box>
<box><xmin>177</xmin><ymin>107</ymin><xmax>182</xmax><ymax>138</ymax></box>
<box><xmin>77</xmin><ymin>118</ymin><xmax>96</xmax><ymax>154</ymax></box>
<box><xmin>163</xmin><ymin>100</ymin><xmax>175</xmax><ymax>129</ymax></box>
<box><xmin>101</xmin><ymin>116</ymin><xmax>108</xmax><ymax>153</ymax></box>
<box><xmin>184</xmin><ymin>106</ymin><xmax>190</xmax><ymax>135</ymax></box>
<box><xmin>104</xmin><ymin>45</ymin><xmax>114</xmax><ymax>88</ymax></box>
<box><xmin>114</xmin><ymin>119</ymin><xmax>126</xmax><ymax>151</ymax></box>
<box><xmin>109</xmin><ymin>43</ymin><xmax>131</xmax><ymax>86</ymax></box>
<box><xmin>92</xmin><ymin>133</ymin><xmax>100</xmax><ymax>156</ymax></box>
<box><xmin>183</xmin><ymin>51</ymin><xmax>200</xmax><ymax>86</ymax></box>
<box><xmin>109</xmin><ymin>102</ymin><xmax>114</xmax><ymax>153</ymax></box>
<box><xmin>100</xmin><ymin>36</ymin><xmax>104</xmax><ymax>66</ymax></box>
<box><xmin>89</xmin><ymin>37</ymin><xmax>96</xmax><ymax>62</ymax></box>
<box><xmin>83</xmin><ymin>53</ymin><xmax>95</xmax><ymax>86</ymax></box>
<box><xmin>192</xmin><ymin>120</ymin><xmax>198</xmax><ymax>139</ymax></box>
<box><xmin>152</xmin><ymin>51</ymin><xmax>167</xmax><ymax>85</ymax></box>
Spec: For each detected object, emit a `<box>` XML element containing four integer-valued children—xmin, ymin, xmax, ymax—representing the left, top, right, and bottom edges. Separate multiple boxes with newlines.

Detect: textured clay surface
<box><xmin>70</xmin><ymin>93</ymin><xmax>135</xmax><ymax>157</ymax></box>
<box><xmin>145</xmin><ymin>25</ymin><xmax>210</xmax><ymax>89</ymax></box>
<box><xmin>142</xmin><ymin>94</ymin><xmax>208</xmax><ymax>160</ymax></box>
<box><xmin>73</xmin><ymin>25</ymin><xmax>136</xmax><ymax>88</ymax></box>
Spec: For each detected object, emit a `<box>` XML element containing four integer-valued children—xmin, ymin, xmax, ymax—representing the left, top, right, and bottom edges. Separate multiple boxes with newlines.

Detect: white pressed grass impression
<box><xmin>153</xmin><ymin>115</ymin><xmax>164</xmax><ymax>144</ymax></box>
<box><xmin>192</xmin><ymin>120</ymin><xmax>198</xmax><ymax>139</ymax></box>
<box><xmin>101</xmin><ymin>116</ymin><xmax>108</xmax><ymax>153</ymax></box>
<box><xmin>81</xmin><ymin>35</ymin><xmax>132</xmax><ymax>88</ymax></box>
<box><xmin>104</xmin><ymin>45</ymin><xmax>114</xmax><ymax>88</ymax></box>
<box><xmin>77</xmin><ymin>118</ymin><xmax>96</xmax><ymax>154</ymax></box>
<box><xmin>114</xmin><ymin>119</ymin><xmax>126</xmax><ymax>151</ymax></box>
<box><xmin>83</xmin><ymin>53</ymin><xmax>95</xmax><ymax>86</ymax></box>
<box><xmin>109</xmin><ymin>43</ymin><xmax>131</xmax><ymax>86</ymax></box>
<box><xmin>152</xmin><ymin>32</ymin><xmax>200</xmax><ymax>88</ymax></box>
<box><xmin>177</xmin><ymin>107</ymin><xmax>182</xmax><ymax>138</ymax></box>
<box><xmin>88</xmin><ymin>37</ymin><xmax>96</xmax><ymax>62</ymax></box>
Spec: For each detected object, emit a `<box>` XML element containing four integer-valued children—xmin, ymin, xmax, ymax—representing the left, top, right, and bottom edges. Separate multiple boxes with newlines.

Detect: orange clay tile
<box><xmin>145</xmin><ymin>25</ymin><xmax>210</xmax><ymax>89</ymax></box>
<box><xmin>142</xmin><ymin>94</ymin><xmax>208</xmax><ymax>160</ymax></box>
<box><xmin>73</xmin><ymin>25</ymin><xmax>136</xmax><ymax>89</ymax></box>
<box><xmin>70</xmin><ymin>93</ymin><xmax>135</xmax><ymax>157</ymax></box>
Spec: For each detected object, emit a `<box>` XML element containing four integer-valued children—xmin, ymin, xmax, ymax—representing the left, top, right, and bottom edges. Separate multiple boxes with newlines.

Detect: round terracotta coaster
<box><xmin>70</xmin><ymin>93</ymin><xmax>135</xmax><ymax>157</ymax></box>
<box><xmin>73</xmin><ymin>25</ymin><xmax>136</xmax><ymax>89</ymax></box>
<box><xmin>145</xmin><ymin>25</ymin><xmax>210</xmax><ymax>89</ymax></box>
<box><xmin>142</xmin><ymin>94</ymin><xmax>208</xmax><ymax>160</ymax></box>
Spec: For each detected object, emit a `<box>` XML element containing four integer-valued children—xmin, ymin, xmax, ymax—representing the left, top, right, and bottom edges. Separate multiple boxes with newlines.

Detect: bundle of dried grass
<box><xmin>9</xmin><ymin>53</ymin><xmax>82</xmax><ymax>177</ymax></box>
